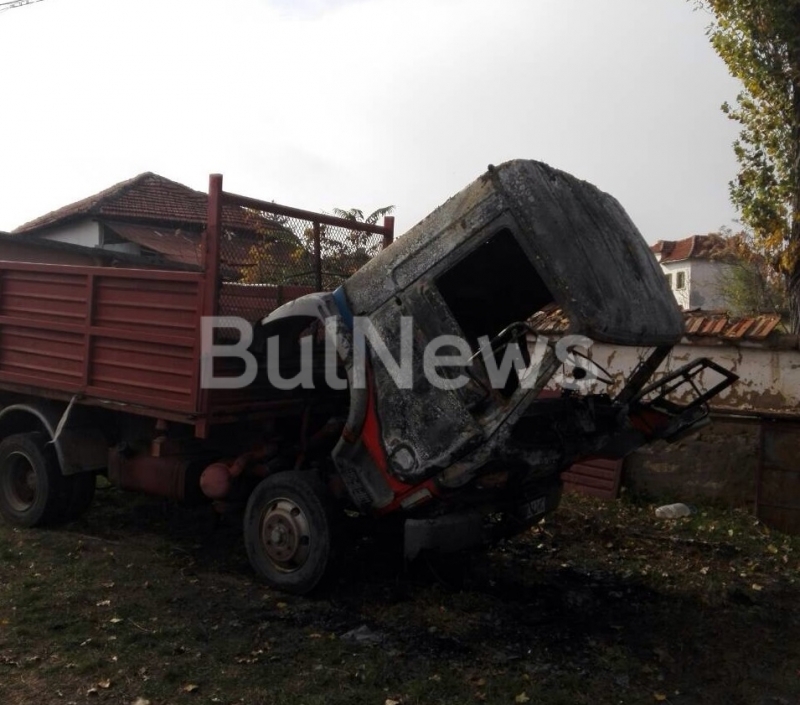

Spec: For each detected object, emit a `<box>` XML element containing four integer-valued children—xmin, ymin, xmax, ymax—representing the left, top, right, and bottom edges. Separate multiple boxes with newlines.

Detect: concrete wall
<box><xmin>623</xmin><ymin>418</ymin><xmax>759</xmax><ymax>506</ymax></box>
<box><xmin>551</xmin><ymin>338</ymin><xmax>800</xmax><ymax>417</ymax></box>
<box><xmin>539</xmin><ymin>335</ymin><xmax>800</xmax><ymax>507</ymax></box>
<box><xmin>40</xmin><ymin>219</ymin><xmax>101</xmax><ymax>247</ymax></box>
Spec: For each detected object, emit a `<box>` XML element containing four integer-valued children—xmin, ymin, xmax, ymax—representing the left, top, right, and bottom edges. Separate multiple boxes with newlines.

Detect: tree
<box><xmin>237</xmin><ymin>205</ymin><xmax>394</xmax><ymax>287</ymax></box>
<box><xmin>331</xmin><ymin>206</ymin><xmax>395</xmax><ymax>226</ymax></box>
<box><xmin>320</xmin><ymin>205</ymin><xmax>395</xmax><ymax>283</ymax></box>
<box><xmin>715</xmin><ymin>229</ymin><xmax>789</xmax><ymax>316</ymax></box>
<box><xmin>695</xmin><ymin>0</ymin><xmax>800</xmax><ymax>329</ymax></box>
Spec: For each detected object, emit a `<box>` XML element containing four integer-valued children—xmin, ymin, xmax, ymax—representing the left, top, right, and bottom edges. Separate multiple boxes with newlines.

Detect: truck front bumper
<box><xmin>403</xmin><ymin>479</ymin><xmax>562</xmax><ymax>560</ymax></box>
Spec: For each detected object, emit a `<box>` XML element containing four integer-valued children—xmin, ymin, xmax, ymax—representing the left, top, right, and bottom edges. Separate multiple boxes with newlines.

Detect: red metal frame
<box><xmin>195</xmin><ymin>176</ymin><xmax>396</xmax><ymax>435</ymax></box>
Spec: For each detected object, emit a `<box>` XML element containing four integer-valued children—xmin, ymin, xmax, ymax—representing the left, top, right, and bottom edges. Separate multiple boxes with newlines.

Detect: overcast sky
<box><xmin>0</xmin><ymin>0</ymin><xmax>741</xmax><ymax>243</ymax></box>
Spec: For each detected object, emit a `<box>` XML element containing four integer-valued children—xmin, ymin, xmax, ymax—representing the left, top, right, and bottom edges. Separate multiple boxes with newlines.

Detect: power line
<box><xmin>0</xmin><ymin>0</ymin><xmax>46</xmax><ymax>14</ymax></box>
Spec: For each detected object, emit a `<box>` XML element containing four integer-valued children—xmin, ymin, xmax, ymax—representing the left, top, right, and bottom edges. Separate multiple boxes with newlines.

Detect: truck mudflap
<box><xmin>403</xmin><ymin>480</ymin><xmax>562</xmax><ymax>560</ymax></box>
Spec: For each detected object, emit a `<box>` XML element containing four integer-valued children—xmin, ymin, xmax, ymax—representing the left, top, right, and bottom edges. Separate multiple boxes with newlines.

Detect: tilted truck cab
<box><xmin>0</xmin><ymin>160</ymin><xmax>736</xmax><ymax>594</ymax></box>
<box><xmin>256</xmin><ymin>160</ymin><xmax>737</xmax><ymax>580</ymax></box>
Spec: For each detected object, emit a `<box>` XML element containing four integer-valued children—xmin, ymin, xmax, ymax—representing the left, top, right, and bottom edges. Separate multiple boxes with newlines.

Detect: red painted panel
<box><xmin>0</xmin><ymin>325</ymin><xmax>84</xmax><ymax>385</ymax></box>
<box><xmin>561</xmin><ymin>457</ymin><xmax>623</xmax><ymax>500</ymax></box>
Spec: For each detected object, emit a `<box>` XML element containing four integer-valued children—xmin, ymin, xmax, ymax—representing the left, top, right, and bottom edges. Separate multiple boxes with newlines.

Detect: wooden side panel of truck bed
<box><xmin>0</xmin><ymin>261</ymin><xmax>204</xmax><ymax>416</ymax></box>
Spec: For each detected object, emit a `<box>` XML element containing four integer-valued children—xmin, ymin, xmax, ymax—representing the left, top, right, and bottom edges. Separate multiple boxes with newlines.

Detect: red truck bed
<box><xmin>0</xmin><ymin>177</ymin><xmax>394</xmax><ymax>436</ymax></box>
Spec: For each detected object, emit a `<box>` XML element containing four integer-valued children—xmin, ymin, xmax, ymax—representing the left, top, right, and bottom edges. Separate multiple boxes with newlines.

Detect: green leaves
<box><xmin>696</xmin><ymin>0</ymin><xmax>800</xmax><ymax>317</ymax></box>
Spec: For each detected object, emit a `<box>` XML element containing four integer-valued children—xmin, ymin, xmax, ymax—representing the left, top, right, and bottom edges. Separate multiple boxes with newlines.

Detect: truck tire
<box><xmin>0</xmin><ymin>432</ymin><xmax>70</xmax><ymax>527</ymax></box>
<box><xmin>244</xmin><ymin>471</ymin><xmax>338</xmax><ymax>595</ymax></box>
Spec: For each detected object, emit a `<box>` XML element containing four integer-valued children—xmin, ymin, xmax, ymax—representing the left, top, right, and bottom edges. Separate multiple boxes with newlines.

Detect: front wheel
<box><xmin>243</xmin><ymin>471</ymin><xmax>338</xmax><ymax>595</ymax></box>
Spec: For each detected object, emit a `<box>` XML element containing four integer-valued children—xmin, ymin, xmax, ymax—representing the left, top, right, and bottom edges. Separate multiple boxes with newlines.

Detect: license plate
<box><xmin>517</xmin><ymin>495</ymin><xmax>547</xmax><ymax>521</ymax></box>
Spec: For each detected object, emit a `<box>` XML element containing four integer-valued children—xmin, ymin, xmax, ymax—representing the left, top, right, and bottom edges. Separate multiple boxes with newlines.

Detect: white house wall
<box><xmin>39</xmin><ymin>219</ymin><xmax>101</xmax><ymax>248</ymax></box>
<box><xmin>661</xmin><ymin>261</ymin><xmax>691</xmax><ymax>309</ymax></box>
<box><xmin>686</xmin><ymin>259</ymin><xmax>735</xmax><ymax>310</ymax></box>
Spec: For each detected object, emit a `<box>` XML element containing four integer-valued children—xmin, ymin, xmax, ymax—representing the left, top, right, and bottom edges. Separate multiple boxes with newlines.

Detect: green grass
<box><xmin>1</xmin><ymin>487</ymin><xmax>799</xmax><ymax>704</ymax></box>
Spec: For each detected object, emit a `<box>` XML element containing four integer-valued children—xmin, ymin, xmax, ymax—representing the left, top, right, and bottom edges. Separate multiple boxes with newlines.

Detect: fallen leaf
<box><xmin>767</xmin><ymin>544</ymin><xmax>779</xmax><ymax>554</ymax></box>
<box><xmin>429</xmin><ymin>674</ymin><xmax>441</xmax><ymax>682</ymax></box>
<box><xmin>385</xmin><ymin>700</ymin><xmax>401</xmax><ymax>705</ymax></box>
<box><xmin>98</xmin><ymin>679</ymin><xmax>112</xmax><ymax>689</ymax></box>
<box><xmin>276</xmin><ymin>602</ymin><xmax>288</xmax><ymax>609</ymax></box>
<box><xmin>87</xmin><ymin>687</ymin><xmax>99</xmax><ymax>697</ymax></box>
<box><xmin>515</xmin><ymin>693</ymin><xmax>530</xmax><ymax>703</ymax></box>
<box><xmin>182</xmin><ymin>683</ymin><xmax>200</xmax><ymax>693</ymax></box>
<box><xmin>96</xmin><ymin>600</ymin><xmax>111</xmax><ymax>607</ymax></box>
<box><xmin>654</xmin><ymin>694</ymin><xmax>667</xmax><ymax>702</ymax></box>
<box><xmin>699</xmin><ymin>566</ymin><xmax>709</xmax><ymax>575</ymax></box>
<box><xmin>751</xmin><ymin>583</ymin><xmax>763</xmax><ymax>591</ymax></box>
<box><xmin>132</xmin><ymin>699</ymin><xmax>151</xmax><ymax>705</ymax></box>
<box><xmin>109</xmin><ymin>617</ymin><xmax>123</xmax><ymax>624</ymax></box>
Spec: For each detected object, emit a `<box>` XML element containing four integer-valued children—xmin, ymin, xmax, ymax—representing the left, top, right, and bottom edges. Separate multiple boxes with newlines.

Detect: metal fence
<box><xmin>203</xmin><ymin>174</ymin><xmax>394</xmax><ymax>322</ymax></box>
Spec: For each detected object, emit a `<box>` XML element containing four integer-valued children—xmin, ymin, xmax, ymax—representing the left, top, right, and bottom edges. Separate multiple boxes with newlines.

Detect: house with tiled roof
<box><xmin>11</xmin><ymin>172</ymin><xmax>303</xmax><ymax>279</ymax></box>
<box><xmin>650</xmin><ymin>233</ymin><xmax>737</xmax><ymax>310</ymax></box>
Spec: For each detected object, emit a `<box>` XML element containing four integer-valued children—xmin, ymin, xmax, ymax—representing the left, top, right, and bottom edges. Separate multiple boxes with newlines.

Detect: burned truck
<box><xmin>0</xmin><ymin>160</ymin><xmax>736</xmax><ymax>594</ymax></box>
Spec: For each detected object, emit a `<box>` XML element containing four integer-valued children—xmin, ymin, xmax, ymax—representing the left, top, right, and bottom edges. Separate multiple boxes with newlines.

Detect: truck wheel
<box><xmin>0</xmin><ymin>432</ymin><xmax>69</xmax><ymax>527</ymax></box>
<box><xmin>244</xmin><ymin>472</ymin><xmax>337</xmax><ymax>595</ymax></box>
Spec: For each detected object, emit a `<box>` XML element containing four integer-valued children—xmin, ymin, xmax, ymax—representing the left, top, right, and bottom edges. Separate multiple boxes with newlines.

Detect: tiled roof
<box><xmin>529</xmin><ymin>303</ymin><xmax>783</xmax><ymax>342</ymax></box>
<box><xmin>104</xmin><ymin>223</ymin><xmax>203</xmax><ymax>268</ymax></box>
<box><xmin>651</xmin><ymin>233</ymin><xmax>733</xmax><ymax>264</ymax></box>
<box><xmin>683</xmin><ymin>310</ymin><xmax>782</xmax><ymax>340</ymax></box>
<box><xmin>12</xmin><ymin>172</ymin><xmax>264</xmax><ymax>234</ymax></box>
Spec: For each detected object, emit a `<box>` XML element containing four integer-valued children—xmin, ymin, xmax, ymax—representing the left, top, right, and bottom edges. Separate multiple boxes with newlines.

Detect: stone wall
<box><xmin>623</xmin><ymin>417</ymin><xmax>760</xmax><ymax>507</ymax></box>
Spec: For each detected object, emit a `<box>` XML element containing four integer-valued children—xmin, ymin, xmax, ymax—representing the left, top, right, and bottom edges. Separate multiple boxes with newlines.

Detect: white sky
<box><xmin>0</xmin><ymin>0</ymin><xmax>741</xmax><ymax>243</ymax></box>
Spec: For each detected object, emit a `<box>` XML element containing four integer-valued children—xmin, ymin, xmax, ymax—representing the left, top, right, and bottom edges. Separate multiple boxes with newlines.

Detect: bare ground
<box><xmin>1</xmin><ymin>486</ymin><xmax>798</xmax><ymax>705</ymax></box>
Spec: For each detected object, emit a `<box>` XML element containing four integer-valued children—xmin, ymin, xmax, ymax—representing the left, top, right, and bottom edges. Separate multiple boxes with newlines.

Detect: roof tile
<box><xmin>13</xmin><ymin>172</ymin><xmax>262</xmax><ymax>234</ymax></box>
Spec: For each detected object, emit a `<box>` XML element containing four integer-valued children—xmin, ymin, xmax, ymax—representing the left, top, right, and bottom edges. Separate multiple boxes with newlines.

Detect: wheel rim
<box><xmin>260</xmin><ymin>497</ymin><xmax>311</xmax><ymax>573</ymax></box>
<box><xmin>2</xmin><ymin>452</ymin><xmax>37</xmax><ymax>513</ymax></box>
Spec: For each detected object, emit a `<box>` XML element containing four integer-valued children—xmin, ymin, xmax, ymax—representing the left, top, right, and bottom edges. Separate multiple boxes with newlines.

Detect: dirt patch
<box><xmin>1</xmin><ymin>487</ymin><xmax>798</xmax><ymax>704</ymax></box>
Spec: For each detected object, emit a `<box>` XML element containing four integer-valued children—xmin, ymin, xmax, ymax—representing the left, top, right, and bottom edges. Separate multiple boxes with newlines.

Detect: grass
<box><xmin>1</xmin><ymin>487</ymin><xmax>799</xmax><ymax>704</ymax></box>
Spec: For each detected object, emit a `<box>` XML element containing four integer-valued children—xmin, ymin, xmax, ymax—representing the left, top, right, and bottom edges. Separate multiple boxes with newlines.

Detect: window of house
<box><xmin>665</xmin><ymin>273</ymin><xmax>673</xmax><ymax>289</ymax></box>
<box><xmin>675</xmin><ymin>271</ymin><xmax>686</xmax><ymax>290</ymax></box>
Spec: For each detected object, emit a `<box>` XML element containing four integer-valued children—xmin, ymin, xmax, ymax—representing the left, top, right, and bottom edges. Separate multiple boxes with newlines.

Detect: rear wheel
<box><xmin>0</xmin><ymin>432</ymin><xmax>70</xmax><ymax>527</ymax></box>
<box><xmin>244</xmin><ymin>471</ymin><xmax>338</xmax><ymax>595</ymax></box>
